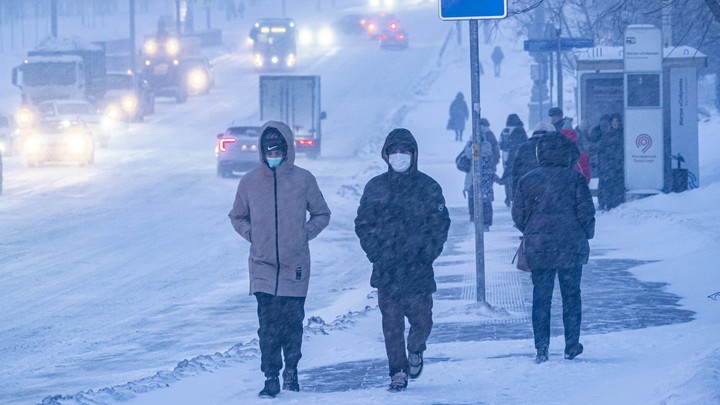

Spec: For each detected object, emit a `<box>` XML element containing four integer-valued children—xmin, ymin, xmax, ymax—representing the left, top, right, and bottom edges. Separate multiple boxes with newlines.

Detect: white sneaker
<box><xmin>388</xmin><ymin>371</ymin><xmax>408</xmax><ymax>392</ymax></box>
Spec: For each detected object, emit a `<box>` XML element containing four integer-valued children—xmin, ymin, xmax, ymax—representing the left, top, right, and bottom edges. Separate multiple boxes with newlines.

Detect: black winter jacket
<box><xmin>512</xmin><ymin>132</ymin><xmax>595</xmax><ymax>270</ymax></box>
<box><xmin>355</xmin><ymin>129</ymin><xmax>451</xmax><ymax>296</ymax></box>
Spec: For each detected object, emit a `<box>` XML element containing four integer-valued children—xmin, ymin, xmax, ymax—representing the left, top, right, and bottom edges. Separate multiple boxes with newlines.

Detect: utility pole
<box><xmin>130</xmin><ymin>0</ymin><xmax>136</xmax><ymax>71</ymax></box>
<box><xmin>556</xmin><ymin>27</ymin><xmax>563</xmax><ymax>110</ymax></box>
<box><xmin>469</xmin><ymin>20</ymin><xmax>486</xmax><ymax>304</ymax></box>
<box><xmin>51</xmin><ymin>0</ymin><xmax>58</xmax><ymax>37</ymax></box>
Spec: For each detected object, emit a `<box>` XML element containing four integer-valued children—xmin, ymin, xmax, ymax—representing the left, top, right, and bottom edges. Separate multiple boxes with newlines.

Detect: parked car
<box><xmin>364</xmin><ymin>12</ymin><xmax>400</xmax><ymax>39</ymax></box>
<box><xmin>215</xmin><ymin>123</ymin><xmax>264</xmax><ymax>177</ymax></box>
<box><xmin>0</xmin><ymin>113</ymin><xmax>20</xmax><ymax>155</ymax></box>
<box><xmin>36</xmin><ymin>100</ymin><xmax>114</xmax><ymax>147</ymax></box>
<box><xmin>21</xmin><ymin>120</ymin><xmax>95</xmax><ymax>166</ymax></box>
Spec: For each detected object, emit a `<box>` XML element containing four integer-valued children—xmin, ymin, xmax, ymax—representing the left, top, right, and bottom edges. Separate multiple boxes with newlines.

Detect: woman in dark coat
<box><xmin>447</xmin><ymin>92</ymin><xmax>469</xmax><ymax>142</ymax></box>
<box><xmin>511</xmin><ymin>132</ymin><xmax>596</xmax><ymax>364</ymax></box>
<box><xmin>499</xmin><ymin>113</ymin><xmax>528</xmax><ymax>207</ymax></box>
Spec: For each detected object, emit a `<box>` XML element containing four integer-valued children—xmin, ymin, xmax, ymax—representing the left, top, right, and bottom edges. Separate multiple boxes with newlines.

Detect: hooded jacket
<box><xmin>229</xmin><ymin>121</ymin><xmax>331</xmax><ymax>297</ymax></box>
<box><xmin>511</xmin><ymin>132</ymin><xmax>595</xmax><ymax>270</ymax></box>
<box><xmin>510</xmin><ymin>122</ymin><xmax>555</xmax><ymax>195</ymax></box>
<box><xmin>355</xmin><ymin>129</ymin><xmax>450</xmax><ymax>296</ymax></box>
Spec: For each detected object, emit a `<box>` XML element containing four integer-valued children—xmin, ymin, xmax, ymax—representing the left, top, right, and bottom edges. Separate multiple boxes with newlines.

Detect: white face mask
<box><xmin>388</xmin><ymin>153</ymin><xmax>412</xmax><ymax>173</ymax></box>
<box><xmin>267</xmin><ymin>157</ymin><xmax>283</xmax><ymax>168</ymax></box>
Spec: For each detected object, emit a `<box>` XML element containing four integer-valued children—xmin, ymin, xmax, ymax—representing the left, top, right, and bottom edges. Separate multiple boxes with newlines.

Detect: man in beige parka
<box><xmin>229</xmin><ymin>121</ymin><xmax>331</xmax><ymax>398</ymax></box>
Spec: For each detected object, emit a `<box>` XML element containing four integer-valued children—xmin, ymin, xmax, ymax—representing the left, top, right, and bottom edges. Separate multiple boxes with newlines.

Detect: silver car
<box><xmin>215</xmin><ymin>123</ymin><xmax>263</xmax><ymax>177</ymax></box>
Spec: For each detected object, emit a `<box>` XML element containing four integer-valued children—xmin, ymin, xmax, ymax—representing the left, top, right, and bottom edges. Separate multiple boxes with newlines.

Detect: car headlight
<box><xmin>17</xmin><ymin>108</ymin><xmax>33</xmax><ymax>126</ymax></box>
<box><xmin>144</xmin><ymin>40</ymin><xmax>157</xmax><ymax>55</ymax></box>
<box><xmin>166</xmin><ymin>39</ymin><xmax>180</xmax><ymax>55</ymax></box>
<box><xmin>122</xmin><ymin>96</ymin><xmax>138</xmax><ymax>112</ymax></box>
<box><xmin>298</xmin><ymin>28</ymin><xmax>314</xmax><ymax>46</ymax></box>
<box><xmin>67</xmin><ymin>135</ymin><xmax>87</xmax><ymax>154</ymax></box>
<box><xmin>24</xmin><ymin>136</ymin><xmax>43</xmax><ymax>154</ymax></box>
<box><xmin>188</xmin><ymin>69</ymin><xmax>208</xmax><ymax>90</ymax></box>
<box><xmin>105</xmin><ymin>105</ymin><xmax>122</xmax><ymax>121</ymax></box>
<box><xmin>286</xmin><ymin>54</ymin><xmax>296</xmax><ymax>67</ymax></box>
<box><xmin>317</xmin><ymin>27</ymin><xmax>335</xmax><ymax>47</ymax></box>
<box><xmin>253</xmin><ymin>53</ymin><xmax>264</xmax><ymax>67</ymax></box>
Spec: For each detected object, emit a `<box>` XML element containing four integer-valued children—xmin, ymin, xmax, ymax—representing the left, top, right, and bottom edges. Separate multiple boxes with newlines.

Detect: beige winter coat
<box><xmin>228</xmin><ymin>121</ymin><xmax>331</xmax><ymax>297</ymax></box>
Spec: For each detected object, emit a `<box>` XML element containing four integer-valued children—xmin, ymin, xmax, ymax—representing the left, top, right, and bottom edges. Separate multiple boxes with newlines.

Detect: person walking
<box><xmin>491</xmin><ymin>46</ymin><xmax>504</xmax><ymax>77</ymax></box>
<box><xmin>355</xmin><ymin>128</ymin><xmax>450</xmax><ymax>392</ymax></box>
<box><xmin>510</xmin><ymin>121</ymin><xmax>555</xmax><ymax>197</ymax></box>
<box><xmin>447</xmin><ymin>92</ymin><xmax>469</xmax><ymax>142</ymax></box>
<box><xmin>499</xmin><ymin>113</ymin><xmax>528</xmax><ymax>207</ymax></box>
<box><xmin>228</xmin><ymin>121</ymin><xmax>331</xmax><ymax>398</ymax></box>
<box><xmin>459</xmin><ymin>118</ymin><xmax>500</xmax><ymax>229</ymax></box>
<box><xmin>512</xmin><ymin>131</ymin><xmax>596</xmax><ymax>364</ymax></box>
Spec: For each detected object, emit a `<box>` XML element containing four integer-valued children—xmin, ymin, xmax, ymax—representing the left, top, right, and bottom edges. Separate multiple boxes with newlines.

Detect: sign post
<box><xmin>624</xmin><ymin>25</ymin><xmax>664</xmax><ymax>194</ymax></box>
<box><xmin>439</xmin><ymin>0</ymin><xmax>507</xmax><ymax>304</ymax></box>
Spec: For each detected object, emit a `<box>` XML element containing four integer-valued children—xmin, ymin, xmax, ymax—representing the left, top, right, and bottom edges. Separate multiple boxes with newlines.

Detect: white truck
<box><xmin>259</xmin><ymin>75</ymin><xmax>325</xmax><ymax>159</ymax></box>
<box><xmin>12</xmin><ymin>37</ymin><xmax>106</xmax><ymax>107</ymax></box>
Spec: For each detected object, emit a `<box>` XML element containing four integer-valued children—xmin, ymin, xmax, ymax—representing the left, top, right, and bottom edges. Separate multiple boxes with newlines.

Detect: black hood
<box><xmin>536</xmin><ymin>131</ymin><xmax>578</xmax><ymax>168</ymax></box>
<box><xmin>381</xmin><ymin>128</ymin><xmax>419</xmax><ymax>172</ymax></box>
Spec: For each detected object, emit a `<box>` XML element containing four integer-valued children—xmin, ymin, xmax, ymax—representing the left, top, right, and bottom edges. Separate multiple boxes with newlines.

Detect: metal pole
<box><xmin>129</xmin><ymin>0</ymin><xmax>136</xmax><ymax>71</ymax></box>
<box><xmin>469</xmin><ymin>19</ymin><xmax>486</xmax><ymax>304</ymax></box>
<box><xmin>556</xmin><ymin>28</ymin><xmax>563</xmax><ymax>110</ymax></box>
<box><xmin>51</xmin><ymin>0</ymin><xmax>58</xmax><ymax>37</ymax></box>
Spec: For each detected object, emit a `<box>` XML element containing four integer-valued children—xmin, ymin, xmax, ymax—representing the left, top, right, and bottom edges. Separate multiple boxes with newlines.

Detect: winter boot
<box><xmin>258</xmin><ymin>376</ymin><xmax>280</xmax><ymax>398</ymax></box>
<box><xmin>282</xmin><ymin>368</ymin><xmax>300</xmax><ymax>391</ymax></box>
<box><xmin>408</xmin><ymin>351</ymin><xmax>424</xmax><ymax>379</ymax></box>
<box><xmin>387</xmin><ymin>371</ymin><xmax>408</xmax><ymax>392</ymax></box>
<box><xmin>564</xmin><ymin>343</ymin><xmax>584</xmax><ymax>360</ymax></box>
<box><xmin>535</xmin><ymin>347</ymin><xmax>549</xmax><ymax>364</ymax></box>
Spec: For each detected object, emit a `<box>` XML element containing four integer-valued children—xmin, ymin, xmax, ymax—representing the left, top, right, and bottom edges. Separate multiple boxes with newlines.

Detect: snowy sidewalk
<box><xmin>294</xmin><ymin>204</ymin><xmax>695</xmax><ymax>395</ymax></box>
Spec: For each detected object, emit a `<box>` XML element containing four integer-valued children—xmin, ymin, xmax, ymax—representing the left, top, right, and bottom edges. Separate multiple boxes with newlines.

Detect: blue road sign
<box><xmin>523</xmin><ymin>38</ymin><xmax>594</xmax><ymax>52</ymax></box>
<box><xmin>439</xmin><ymin>0</ymin><xmax>508</xmax><ymax>20</ymax></box>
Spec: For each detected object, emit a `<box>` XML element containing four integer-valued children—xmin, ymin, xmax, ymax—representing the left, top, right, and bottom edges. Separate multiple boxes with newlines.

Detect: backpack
<box><xmin>455</xmin><ymin>149</ymin><xmax>471</xmax><ymax>173</ymax></box>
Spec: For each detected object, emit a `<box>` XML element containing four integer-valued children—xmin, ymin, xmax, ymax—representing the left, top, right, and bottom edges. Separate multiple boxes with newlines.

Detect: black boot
<box><xmin>258</xmin><ymin>376</ymin><xmax>280</xmax><ymax>398</ymax></box>
<box><xmin>564</xmin><ymin>343</ymin><xmax>584</xmax><ymax>360</ymax></box>
<box><xmin>535</xmin><ymin>347</ymin><xmax>549</xmax><ymax>364</ymax></box>
<box><xmin>282</xmin><ymin>368</ymin><xmax>299</xmax><ymax>391</ymax></box>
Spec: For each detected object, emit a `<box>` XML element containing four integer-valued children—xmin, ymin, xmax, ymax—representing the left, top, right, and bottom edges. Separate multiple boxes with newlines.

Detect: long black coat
<box><xmin>512</xmin><ymin>132</ymin><xmax>595</xmax><ymax>270</ymax></box>
<box><xmin>355</xmin><ymin>129</ymin><xmax>451</xmax><ymax>297</ymax></box>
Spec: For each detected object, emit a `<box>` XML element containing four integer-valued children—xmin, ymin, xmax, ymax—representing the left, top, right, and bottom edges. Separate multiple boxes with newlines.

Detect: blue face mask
<box><xmin>267</xmin><ymin>157</ymin><xmax>283</xmax><ymax>168</ymax></box>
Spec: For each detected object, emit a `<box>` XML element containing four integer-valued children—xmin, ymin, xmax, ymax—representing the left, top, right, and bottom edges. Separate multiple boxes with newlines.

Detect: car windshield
<box><xmin>226</xmin><ymin>127</ymin><xmax>261</xmax><ymax>137</ymax></box>
<box><xmin>37</xmin><ymin>121</ymin><xmax>82</xmax><ymax>132</ymax></box>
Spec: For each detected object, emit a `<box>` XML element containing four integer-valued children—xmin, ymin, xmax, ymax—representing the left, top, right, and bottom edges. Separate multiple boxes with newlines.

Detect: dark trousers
<box><xmin>378</xmin><ymin>289</ymin><xmax>433</xmax><ymax>376</ymax></box>
<box><xmin>455</xmin><ymin>129</ymin><xmax>463</xmax><ymax>142</ymax></box>
<box><xmin>531</xmin><ymin>266</ymin><xmax>582</xmax><ymax>350</ymax></box>
<box><xmin>255</xmin><ymin>292</ymin><xmax>306</xmax><ymax>377</ymax></box>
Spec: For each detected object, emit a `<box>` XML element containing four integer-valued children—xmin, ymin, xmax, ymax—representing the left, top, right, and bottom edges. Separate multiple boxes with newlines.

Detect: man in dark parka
<box><xmin>355</xmin><ymin>128</ymin><xmax>450</xmax><ymax>392</ymax></box>
<box><xmin>512</xmin><ymin>132</ymin><xmax>595</xmax><ymax>363</ymax></box>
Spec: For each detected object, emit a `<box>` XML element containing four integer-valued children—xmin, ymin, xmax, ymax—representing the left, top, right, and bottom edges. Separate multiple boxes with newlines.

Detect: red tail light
<box><xmin>219</xmin><ymin>137</ymin><xmax>236</xmax><ymax>152</ymax></box>
<box><xmin>389</xmin><ymin>22</ymin><xmax>398</xmax><ymax>31</ymax></box>
<box><xmin>297</xmin><ymin>139</ymin><xmax>315</xmax><ymax>146</ymax></box>
<box><xmin>397</xmin><ymin>34</ymin><xmax>405</xmax><ymax>40</ymax></box>
<box><xmin>380</xmin><ymin>34</ymin><xmax>388</xmax><ymax>40</ymax></box>
<box><xmin>367</xmin><ymin>23</ymin><xmax>377</xmax><ymax>33</ymax></box>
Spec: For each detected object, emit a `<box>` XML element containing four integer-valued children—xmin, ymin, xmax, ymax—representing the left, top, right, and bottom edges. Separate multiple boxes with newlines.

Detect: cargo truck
<box><xmin>11</xmin><ymin>37</ymin><xmax>107</xmax><ymax>107</ymax></box>
<box><xmin>259</xmin><ymin>75</ymin><xmax>325</xmax><ymax>159</ymax></box>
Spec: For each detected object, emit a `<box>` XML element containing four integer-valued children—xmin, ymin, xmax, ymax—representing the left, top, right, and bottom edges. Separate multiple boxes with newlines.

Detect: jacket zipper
<box><xmin>273</xmin><ymin>169</ymin><xmax>280</xmax><ymax>295</ymax></box>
